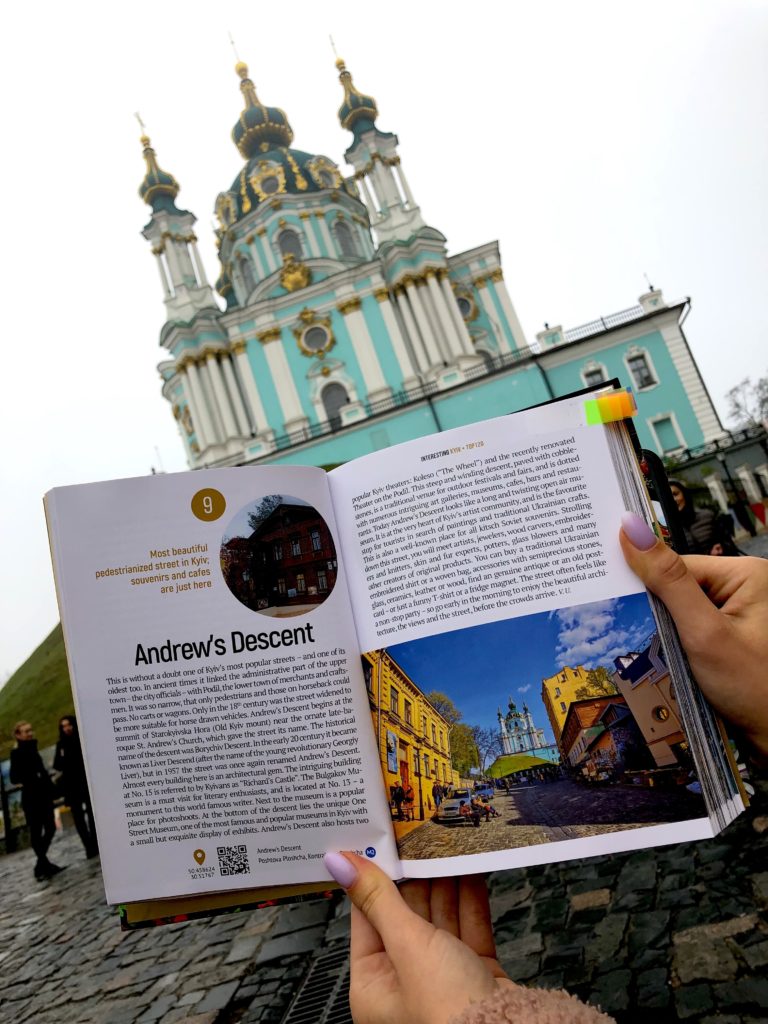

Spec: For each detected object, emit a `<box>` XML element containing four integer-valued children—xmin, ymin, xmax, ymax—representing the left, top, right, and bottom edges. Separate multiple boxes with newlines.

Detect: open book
<box><xmin>44</xmin><ymin>392</ymin><xmax>744</xmax><ymax>927</ymax></box>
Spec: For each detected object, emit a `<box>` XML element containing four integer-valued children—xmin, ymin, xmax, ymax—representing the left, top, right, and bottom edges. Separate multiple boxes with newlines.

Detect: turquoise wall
<box><xmin>542</xmin><ymin>330</ymin><xmax>705</xmax><ymax>453</ymax></box>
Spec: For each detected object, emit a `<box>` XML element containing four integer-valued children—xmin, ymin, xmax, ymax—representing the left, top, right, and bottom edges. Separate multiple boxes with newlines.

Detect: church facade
<box><xmin>497</xmin><ymin>699</ymin><xmax>559</xmax><ymax>764</ymax></box>
<box><xmin>138</xmin><ymin>57</ymin><xmax>726</xmax><ymax>472</ymax></box>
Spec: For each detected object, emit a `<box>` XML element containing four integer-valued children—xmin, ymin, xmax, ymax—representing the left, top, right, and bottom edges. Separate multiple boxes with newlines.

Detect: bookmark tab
<box><xmin>584</xmin><ymin>388</ymin><xmax>637</xmax><ymax>425</ymax></box>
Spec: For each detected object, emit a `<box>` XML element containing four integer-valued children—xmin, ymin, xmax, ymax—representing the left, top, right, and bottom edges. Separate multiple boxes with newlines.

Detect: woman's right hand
<box><xmin>621</xmin><ymin>513</ymin><xmax>768</xmax><ymax>762</ymax></box>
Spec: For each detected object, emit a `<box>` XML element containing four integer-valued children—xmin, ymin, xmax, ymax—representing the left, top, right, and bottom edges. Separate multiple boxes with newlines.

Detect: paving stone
<box><xmin>675</xmin><ymin>983</ymin><xmax>715</xmax><ymax>1019</ymax></box>
<box><xmin>195</xmin><ymin>979</ymin><xmax>241</xmax><ymax>1012</ymax></box>
<box><xmin>497</xmin><ymin>955</ymin><xmax>541</xmax><ymax>982</ymax></box>
<box><xmin>585</xmin><ymin>913</ymin><xmax>628</xmax><ymax>965</ymax></box>
<box><xmin>739</xmin><ymin>939</ymin><xmax>768</xmax><ymax>970</ymax></box>
<box><xmin>635</xmin><ymin>966</ymin><xmax>670</xmax><ymax>1008</ymax></box>
<box><xmin>588</xmin><ymin>969</ymin><xmax>632</xmax><ymax>1013</ymax></box>
<box><xmin>225</xmin><ymin>935</ymin><xmax>261</xmax><ymax>963</ymax></box>
<box><xmin>752</xmin><ymin>872</ymin><xmax>768</xmax><ymax>904</ymax></box>
<box><xmin>271</xmin><ymin>901</ymin><xmax>331</xmax><ymax>936</ymax></box>
<box><xmin>570</xmin><ymin>888</ymin><xmax>611</xmax><ymax>912</ymax></box>
<box><xmin>713</xmin><ymin>976</ymin><xmax>768</xmax><ymax>1011</ymax></box>
<box><xmin>136</xmin><ymin>993</ymin><xmax>177</xmax><ymax>1022</ymax></box>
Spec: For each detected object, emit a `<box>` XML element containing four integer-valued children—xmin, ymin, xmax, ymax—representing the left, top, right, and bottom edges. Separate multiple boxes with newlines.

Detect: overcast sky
<box><xmin>1</xmin><ymin>0</ymin><xmax>766</xmax><ymax>682</ymax></box>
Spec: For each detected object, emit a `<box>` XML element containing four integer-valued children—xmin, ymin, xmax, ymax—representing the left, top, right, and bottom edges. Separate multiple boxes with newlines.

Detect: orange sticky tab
<box><xmin>584</xmin><ymin>389</ymin><xmax>637</xmax><ymax>424</ymax></box>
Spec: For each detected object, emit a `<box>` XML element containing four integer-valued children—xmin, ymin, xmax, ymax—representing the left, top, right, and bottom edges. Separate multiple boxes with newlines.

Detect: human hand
<box><xmin>620</xmin><ymin>513</ymin><xmax>768</xmax><ymax>761</ymax></box>
<box><xmin>323</xmin><ymin>852</ymin><xmax>513</xmax><ymax>1024</ymax></box>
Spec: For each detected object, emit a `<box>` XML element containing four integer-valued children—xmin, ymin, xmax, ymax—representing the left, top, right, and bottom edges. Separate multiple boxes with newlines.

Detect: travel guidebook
<box><xmin>44</xmin><ymin>391</ymin><xmax>745</xmax><ymax>927</ymax></box>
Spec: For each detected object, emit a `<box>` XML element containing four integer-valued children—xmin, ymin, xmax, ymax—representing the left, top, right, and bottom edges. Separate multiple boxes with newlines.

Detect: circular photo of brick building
<box><xmin>220</xmin><ymin>494</ymin><xmax>338</xmax><ymax>616</ymax></box>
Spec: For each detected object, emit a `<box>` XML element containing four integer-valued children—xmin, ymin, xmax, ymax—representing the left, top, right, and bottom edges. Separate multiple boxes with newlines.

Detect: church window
<box><xmin>303</xmin><ymin>326</ymin><xmax>330</xmax><ymax>352</ymax></box>
<box><xmin>335</xmin><ymin>221</ymin><xmax>359</xmax><ymax>258</ymax></box>
<box><xmin>322</xmin><ymin>382</ymin><xmax>350</xmax><ymax>432</ymax></box>
<box><xmin>296</xmin><ymin>573</ymin><xmax>306</xmax><ymax>593</ymax></box>
<box><xmin>651</xmin><ymin>415</ymin><xmax>683</xmax><ymax>454</ymax></box>
<box><xmin>318</xmin><ymin>169</ymin><xmax>335</xmax><ymax>187</ymax></box>
<box><xmin>627</xmin><ymin>352</ymin><xmax>656</xmax><ymax>389</ymax></box>
<box><xmin>583</xmin><ymin>366</ymin><xmax>605</xmax><ymax>388</ymax></box>
<box><xmin>261</xmin><ymin>175</ymin><xmax>281</xmax><ymax>195</ymax></box>
<box><xmin>238</xmin><ymin>254</ymin><xmax>255</xmax><ymax>296</ymax></box>
<box><xmin>457</xmin><ymin>297</ymin><xmax>472</xmax><ymax>318</ymax></box>
<box><xmin>278</xmin><ymin>229</ymin><xmax>303</xmax><ymax>259</ymax></box>
<box><xmin>652</xmin><ymin>705</ymin><xmax>670</xmax><ymax>722</ymax></box>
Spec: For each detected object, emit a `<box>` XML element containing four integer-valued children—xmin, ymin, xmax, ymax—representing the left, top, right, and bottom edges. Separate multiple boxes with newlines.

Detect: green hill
<box><xmin>0</xmin><ymin>624</ymin><xmax>74</xmax><ymax>760</ymax></box>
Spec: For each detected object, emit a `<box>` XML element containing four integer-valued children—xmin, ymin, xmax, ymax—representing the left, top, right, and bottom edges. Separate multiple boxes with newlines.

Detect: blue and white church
<box><xmin>138</xmin><ymin>58</ymin><xmax>727</xmax><ymax>471</ymax></box>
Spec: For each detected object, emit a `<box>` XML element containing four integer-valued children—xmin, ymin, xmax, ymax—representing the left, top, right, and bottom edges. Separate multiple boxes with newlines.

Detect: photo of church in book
<box><xmin>220</xmin><ymin>497</ymin><xmax>337</xmax><ymax>615</ymax></box>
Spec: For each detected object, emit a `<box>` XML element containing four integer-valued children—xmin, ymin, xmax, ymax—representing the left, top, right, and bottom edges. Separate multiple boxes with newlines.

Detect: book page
<box><xmin>45</xmin><ymin>466</ymin><xmax>398</xmax><ymax>905</ymax></box>
<box><xmin>329</xmin><ymin>396</ymin><xmax>713</xmax><ymax>876</ymax></box>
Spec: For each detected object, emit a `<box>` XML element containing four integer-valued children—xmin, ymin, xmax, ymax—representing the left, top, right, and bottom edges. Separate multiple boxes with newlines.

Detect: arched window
<box><xmin>322</xmin><ymin>382</ymin><xmax>349</xmax><ymax>432</ymax></box>
<box><xmin>278</xmin><ymin>229</ymin><xmax>302</xmax><ymax>260</ymax></box>
<box><xmin>335</xmin><ymin>221</ymin><xmax>358</xmax><ymax>258</ymax></box>
<box><xmin>238</xmin><ymin>254</ymin><xmax>255</xmax><ymax>296</ymax></box>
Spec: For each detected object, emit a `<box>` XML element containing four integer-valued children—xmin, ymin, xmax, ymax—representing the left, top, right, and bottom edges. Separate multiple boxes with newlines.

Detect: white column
<box><xmin>231</xmin><ymin>341</ymin><xmax>269</xmax><ymax>434</ymax></box>
<box><xmin>258</xmin><ymin>327</ymin><xmax>306</xmax><ymax>428</ymax></box>
<box><xmin>337</xmin><ymin>298</ymin><xmax>390</xmax><ymax>399</ymax></box>
<box><xmin>220</xmin><ymin>355</ymin><xmax>250</xmax><ymax>436</ymax></box>
<box><xmin>475</xmin><ymin>280</ymin><xmax>511</xmax><ymax>354</ymax></box>
<box><xmin>440</xmin><ymin>274</ymin><xmax>476</xmax><ymax>356</ymax></box>
<box><xmin>360</xmin><ymin>174</ymin><xmax>382</xmax><ymax>217</ymax></box>
<box><xmin>300</xmin><ymin>214</ymin><xmax>320</xmax><ymax>258</ymax></box>
<box><xmin>427</xmin><ymin>272</ymin><xmax>464</xmax><ymax>360</ymax></box>
<box><xmin>248</xmin><ymin>238</ymin><xmax>268</xmax><ymax>280</ymax></box>
<box><xmin>256</xmin><ymin>231</ymin><xmax>276</xmax><ymax>274</ymax></box>
<box><xmin>405</xmin><ymin>279</ymin><xmax>442</xmax><ymax>367</ymax></box>
<box><xmin>489</xmin><ymin>271</ymin><xmax>526</xmax><ymax>350</ymax></box>
<box><xmin>189</xmin><ymin>241</ymin><xmax>209</xmax><ymax>286</ymax></box>
<box><xmin>394</xmin><ymin>163</ymin><xmax>417</xmax><ymax>209</ymax></box>
<box><xmin>205</xmin><ymin>351</ymin><xmax>237</xmax><ymax>439</ymax></box>
<box><xmin>419</xmin><ymin>280</ymin><xmax>451</xmax><ymax>362</ymax></box>
<box><xmin>374</xmin><ymin>288</ymin><xmax>418</xmax><ymax>383</ymax></box>
<box><xmin>184</xmin><ymin>358</ymin><xmax>216</xmax><ymax>448</ymax></box>
<box><xmin>736</xmin><ymin>466</ymin><xmax>762</xmax><ymax>503</ymax></box>
<box><xmin>314</xmin><ymin>213</ymin><xmax>335</xmax><ymax>258</ymax></box>
<box><xmin>162</xmin><ymin>239</ymin><xmax>184</xmax><ymax>289</ymax></box>
<box><xmin>396</xmin><ymin>291</ymin><xmax>429</xmax><ymax>373</ymax></box>
<box><xmin>370</xmin><ymin>161</ymin><xmax>401</xmax><ymax>212</ymax></box>
<box><xmin>198</xmin><ymin>360</ymin><xmax>224</xmax><ymax>441</ymax></box>
<box><xmin>154</xmin><ymin>254</ymin><xmax>172</xmax><ymax>298</ymax></box>
<box><xmin>178</xmin><ymin>373</ymin><xmax>205</xmax><ymax>451</ymax></box>
<box><xmin>705</xmin><ymin>476</ymin><xmax>729</xmax><ymax>513</ymax></box>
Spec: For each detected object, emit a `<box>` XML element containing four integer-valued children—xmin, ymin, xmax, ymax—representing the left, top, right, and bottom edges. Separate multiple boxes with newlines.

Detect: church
<box><xmin>137</xmin><ymin>56</ymin><xmax>726</xmax><ymax>471</ymax></box>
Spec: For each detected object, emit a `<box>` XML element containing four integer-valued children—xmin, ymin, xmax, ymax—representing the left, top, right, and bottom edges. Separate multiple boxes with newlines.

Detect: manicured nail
<box><xmin>323</xmin><ymin>852</ymin><xmax>358</xmax><ymax>888</ymax></box>
<box><xmin>620</xmin><ymin>512</ymin><xmax>657</xmax><ymax>550</ymax></box>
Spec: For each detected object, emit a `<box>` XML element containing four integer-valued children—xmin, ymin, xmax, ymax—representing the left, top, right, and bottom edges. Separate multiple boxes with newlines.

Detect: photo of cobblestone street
<box><xmin>398</xmin><ymin>779</ymin><xmax>705</xmax><ymax>859</ymax></box>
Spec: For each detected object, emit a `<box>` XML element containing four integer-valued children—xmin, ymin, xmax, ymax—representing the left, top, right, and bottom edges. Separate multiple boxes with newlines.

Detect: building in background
<box><xmin>361</xmin><ymin>649</ymin><xmax>457</xmax><ymax>821</ymax></box>
<box><xmin>497</xmin><ymin>698</ymin><xmax>559</xmax><ymax>762</ymax></box>
<box><xmin>137</xmin><ymin>57</ymin><xmax>733</xmax><ymax>475</ymax></box>
<box><xmin>540</xmin><ymin>665</ymin><xmax>619</xmax><ymax>744</ymax></box>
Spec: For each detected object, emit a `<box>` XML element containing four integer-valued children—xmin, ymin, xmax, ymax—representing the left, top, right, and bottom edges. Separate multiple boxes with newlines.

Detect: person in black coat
<box><xmin>9</xmin><ymin>721</ymin><xmax>64</xmax><ymax>880</ymax></box>
<box><xmin>54</xmin><ymin>715</ymin><xmax>98</xmax><ymax>858</ymax></box>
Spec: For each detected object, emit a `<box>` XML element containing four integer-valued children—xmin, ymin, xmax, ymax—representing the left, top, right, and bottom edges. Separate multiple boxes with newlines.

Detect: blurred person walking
<box><xmin>54</xmin><ymin>715</ymin><xmax>98</xmax><ymax>858</ymax></box>
<box><xmin>10</xmin><ymin>721</ymin><xmax>65</xmax><ymax>881</ymax></box>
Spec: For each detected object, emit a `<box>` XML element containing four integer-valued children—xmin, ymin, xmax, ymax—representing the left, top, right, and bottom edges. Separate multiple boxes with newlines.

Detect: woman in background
<box><xmin>54</xmin><ymin>715</ymin><xmax>98</xmax><ymax>858</ymax></box>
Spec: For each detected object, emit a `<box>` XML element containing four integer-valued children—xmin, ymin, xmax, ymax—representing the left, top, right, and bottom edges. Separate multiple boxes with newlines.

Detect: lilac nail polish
<box><xmin>620</xmin><ymin>512</ymin><xmax>657</xmax><ymax>550</ymax></box>
<box><xmin>323</xmin><ymin>852</ymin><xmax>358</xmax><ymax>888</ymax></box>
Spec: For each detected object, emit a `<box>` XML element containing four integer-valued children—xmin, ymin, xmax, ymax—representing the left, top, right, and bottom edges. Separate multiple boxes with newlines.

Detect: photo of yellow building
<box><xmin>362</xmin><ymin>649</ymin><xmax>458</xmax><ymax>827</ymax></box>
<box><xmin>541</xmin><ymin>665</ymin><xmax>617</xmax><ymax>742</ymax></box>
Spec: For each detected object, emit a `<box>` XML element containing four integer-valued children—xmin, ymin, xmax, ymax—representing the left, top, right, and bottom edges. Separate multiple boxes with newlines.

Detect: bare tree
<box><xmin>471</xmin><ymin>726</ymin><xmax>503</xmax><ymax>773</ymax></box>
<box><xmin>726</xmin><ymin>376</ymin><xmax>768</xmax><ymax>430</ymax></box>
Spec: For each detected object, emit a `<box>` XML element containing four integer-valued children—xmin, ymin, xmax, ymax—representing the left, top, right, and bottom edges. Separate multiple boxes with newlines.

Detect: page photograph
<box><xmin>363</xmin><ymin>591</ymin><xmax>711</xmax><ymax>873</ymax></box>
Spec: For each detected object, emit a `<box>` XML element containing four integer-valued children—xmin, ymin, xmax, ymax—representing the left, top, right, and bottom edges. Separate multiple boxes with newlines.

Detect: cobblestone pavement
<box><xmin>397</xmin><ymin>780</ymin><xmax>705</xmax><ymax>860</ymax></box>
<box><xmin>1</xmin><ymin>780</ymin><xmax>766</xmax><ymax>1023</ymax></box>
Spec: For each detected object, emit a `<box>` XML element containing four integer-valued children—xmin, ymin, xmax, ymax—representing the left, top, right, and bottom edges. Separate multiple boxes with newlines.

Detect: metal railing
<box><xmin>564</xmin><ymin>305</ymin><xmax>646</xmax><ymax>342</ymax></box>
<box><xmin>668</xmin><ymin>424</ymin><xmax>768</xmax><ymax>465</ymax></box>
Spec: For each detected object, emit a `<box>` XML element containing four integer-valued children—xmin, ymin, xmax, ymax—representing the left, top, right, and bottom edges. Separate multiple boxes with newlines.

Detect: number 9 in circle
<box><xmin>191</xmin><ymin>488</ymin><xmax>226</xmax><ymax>522</ymax></box>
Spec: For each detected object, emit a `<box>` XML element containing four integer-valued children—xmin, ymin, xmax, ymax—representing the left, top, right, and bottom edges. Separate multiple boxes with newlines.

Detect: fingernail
<box><xmin>621</xmin><ymin>512</ymin><xmax>657</xmax><ymax>550</ymax></box>
<box><xmin>323</xmin><ymin>852</ymin><xmax>358</xmax><ymax>888</ymax></box>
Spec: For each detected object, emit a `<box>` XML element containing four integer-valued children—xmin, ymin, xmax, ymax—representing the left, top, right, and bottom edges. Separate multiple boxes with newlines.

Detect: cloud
<box><xmin>552</xmin><ymin>598</ymin><xmax>654</xmax><ymax>671</ymax></box>
<box><xmin>517</xmin><ymin>684</ymin><xmax>531</xmax><ymax>694</ymax></box>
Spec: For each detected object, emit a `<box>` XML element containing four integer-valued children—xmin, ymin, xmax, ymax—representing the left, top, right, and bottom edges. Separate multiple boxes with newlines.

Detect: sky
<box><xmin>1</xmin><ymin>0</ymin><xmax>766</xmax><ymax>681</ymax></box>
<box><xmin>388</xmin><ymin>593</ymin><xmax>656</xmax><ymax>745</ymax></box>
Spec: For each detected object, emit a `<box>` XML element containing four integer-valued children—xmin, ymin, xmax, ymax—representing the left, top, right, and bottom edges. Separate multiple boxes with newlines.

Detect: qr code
<box><xmin>217</xmin><ymin>844</ymin><xmax>250</xmax><ymax>876</ymax></box>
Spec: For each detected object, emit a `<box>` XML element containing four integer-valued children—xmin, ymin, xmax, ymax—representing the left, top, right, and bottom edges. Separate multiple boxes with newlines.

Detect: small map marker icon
<box><xmin>193</xmin><ymin>849</ymin><xmax>206</xmax><ymax>865</ymax></box>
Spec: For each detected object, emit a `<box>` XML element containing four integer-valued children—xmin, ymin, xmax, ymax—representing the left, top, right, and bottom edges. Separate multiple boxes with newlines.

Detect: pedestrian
<box><xmin>323</xmin><ymin>518</ymin><xmax>768</xmax><ymax>1024</ymax></box>
<box><xmin>403</xmin><ymin>784</ymin><xmax>415</xmax><ymax>821</ymax></box>
<box><xmin>668</xmin><ymin>479</ymin><xmax>718</xmax><ymax>553</ymax></box>
<box><xmin>10</xmin><ymin>721</ymin><xmax>65</xmax><ymax>881</ymax></box>
<box><xmin>431</xmin><ymin>781</ymin><xmax>442</xmax><ymax>809</ymax></box>
<box><xmin>54</xmin><ymin>715</ymin><xmax>98</xmax><ymax>858</ymax></box>
<box><xmin>392</xmin><ymin>782</ymin><xmax>405</xmax><ymax>821</ymax></box>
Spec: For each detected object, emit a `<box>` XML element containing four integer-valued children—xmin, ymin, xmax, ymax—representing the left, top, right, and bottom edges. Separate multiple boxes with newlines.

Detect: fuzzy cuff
<box><xmin>449</xmin><ymin>983</ymin><xmax>615</xmax><ymax>1024</ymax></box>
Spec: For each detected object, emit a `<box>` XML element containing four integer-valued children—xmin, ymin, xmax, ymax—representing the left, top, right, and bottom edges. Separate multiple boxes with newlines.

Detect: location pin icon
<box><xmin>193</xmin><ymin>849</ymin><xmax>206</xmax><ymax>865</ymax></box>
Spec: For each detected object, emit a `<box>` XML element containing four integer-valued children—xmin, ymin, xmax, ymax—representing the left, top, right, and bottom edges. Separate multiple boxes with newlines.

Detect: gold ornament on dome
<box><xmin>279</xmin><ymin>253</ymin><xmax>312</xmax><ymax>293</ymax></box>
<box><xmin>249</xmin><ymin>163</ymin><xmax>287</xmax><ymax>203</ymax></box>
<box><xmin>307</xmin><ymin>156</ymin><xmax>342</xmax><ymax>191</ymax></box>
<box><xmin>181</xmin><ymin>407</ymin><xmax>194</xmax><ymax>436</ymax></box>
<box><xmin>215</xmin><ymin>193</ymin><xmax>237</xmax><ymax>228</ymax></box>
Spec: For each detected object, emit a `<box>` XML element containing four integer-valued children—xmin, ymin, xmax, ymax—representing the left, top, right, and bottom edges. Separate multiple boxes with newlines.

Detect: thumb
<box><xmin>324</xmin><ymin>851</ymin><xmax>430</xmax><ymax>960</ymax></box>
<box><xmin>619</xmin><ymin>513</ymin><xmax>722</xmax><ymax>647</ymax></box>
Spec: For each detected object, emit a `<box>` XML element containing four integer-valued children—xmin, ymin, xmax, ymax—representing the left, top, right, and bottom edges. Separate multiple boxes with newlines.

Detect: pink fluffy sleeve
<box><xmin>449</xmin><ymin>984</ymin><xmax>615</xmax><ymax>1024</ymax></box>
